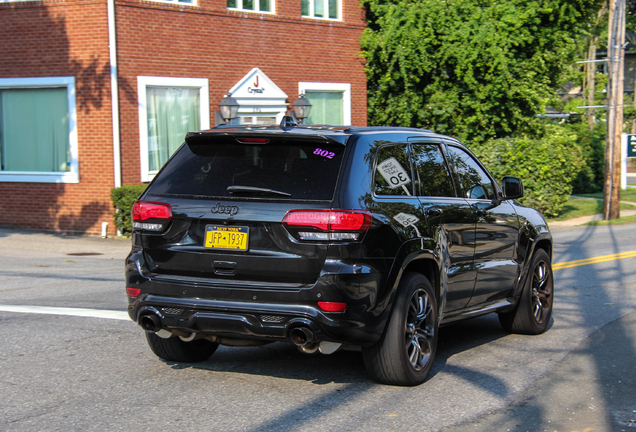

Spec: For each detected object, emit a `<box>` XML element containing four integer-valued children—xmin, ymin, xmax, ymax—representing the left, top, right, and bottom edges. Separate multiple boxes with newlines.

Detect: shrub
<box><xmin>110</xmin><ymin>185</ymin><xmax>147</xmax><ymax>236</ymax></box>
<box><xmin>473</xmin><ymin>125</ymin><xmax>584</xmax><ymax>217</ymax></box>
<box><xmin>567</xmin><ymin>122</ymin><xmax>605</xmax><ymax>194</ymax></box>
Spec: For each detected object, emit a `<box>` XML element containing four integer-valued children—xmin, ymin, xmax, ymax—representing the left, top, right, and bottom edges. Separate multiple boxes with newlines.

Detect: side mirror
<box><xmin>502</xmin><ymin>176</ymin><xmax>523</xmax><ymax>200</ymax></box>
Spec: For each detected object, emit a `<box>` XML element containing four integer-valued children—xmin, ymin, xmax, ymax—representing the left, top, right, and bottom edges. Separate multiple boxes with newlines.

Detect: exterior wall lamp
<box><xmin>292</xmin><ymin>94</ymin><xmax>312</xmax><ymax>124</ymax></box>
<box><xmin>219</xmin><ymin>92</ymin><xmax>240</xmax><ymax>124</ymax></box>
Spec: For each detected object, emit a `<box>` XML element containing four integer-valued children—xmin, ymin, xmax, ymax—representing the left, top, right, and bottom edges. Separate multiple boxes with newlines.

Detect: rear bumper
<box><xmin>126</xmin><ymin>250</ymin><xmax>389</xmax><ymax>346</ymax></box>
<box><xmin>128</xmin><ymin>294</ymin><xmax>374</xmax><ymax>345</ymax></box>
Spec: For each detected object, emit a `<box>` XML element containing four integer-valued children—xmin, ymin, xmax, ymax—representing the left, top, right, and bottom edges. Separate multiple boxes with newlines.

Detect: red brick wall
<box><xmin>0</xmin><ymin>0</ymin><xmax>116</xmax><ymax>236</ymax></box>
<box><xmin>0</xmin><ymin>0</ymin><xmax>367</xmax><ymax>236</ymax></box>
<box><xmin>116</xmin><ymin>0</ymin><xmax>367</xmax><ymax>185</ymax></box>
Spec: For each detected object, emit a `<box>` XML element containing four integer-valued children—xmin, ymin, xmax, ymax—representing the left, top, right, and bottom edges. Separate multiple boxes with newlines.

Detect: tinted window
<box><xmin>149</xmin><ymin>141</ymin><xmax>344</xmax><ymax>200</ymax></box>
<box><xmin>444</xmin><ymin>145</ymin><xmax>495</xmax><ymax>200</ymax></box>
<box><xmin>411</xmin><ymin>144</ymin><xmax>456</xmax><ymax>197</ymax></box>
<box><xmin>374</xmin><ymin>144</ymin><xmax>413</xmax><ymax>196</ymax></box>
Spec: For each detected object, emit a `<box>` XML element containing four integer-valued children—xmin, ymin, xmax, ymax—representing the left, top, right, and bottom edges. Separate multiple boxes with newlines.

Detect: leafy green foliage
<box><xmin>566</xmin><ymin>122</ymin><xmax>605</xmax><ymax>193</ymax></box>
<box><xmin>474</xmin><ymin>125</ymin><xmax>584</xmax><ymax>216</ymax></box>
<box><xmin>110</xmin><ymin>185</ymin><xmax>147</xmax><ymax>236</ymax></box>
<box><xmin>361</xmin><ymin>0</ymin><xmax>605</xmax><ymax>143</ymax></box>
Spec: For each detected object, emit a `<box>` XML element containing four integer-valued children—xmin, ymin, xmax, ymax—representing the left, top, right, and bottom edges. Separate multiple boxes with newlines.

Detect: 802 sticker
<box><xmin>313</xmin><ymin>148</ymin><xmax>335</xmax><ymax>159</ymax></box>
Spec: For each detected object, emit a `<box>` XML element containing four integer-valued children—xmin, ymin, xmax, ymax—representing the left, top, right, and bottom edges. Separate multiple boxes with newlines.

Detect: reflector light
<box><xmin>282</xmin><ymin>210</ymin><xmax>372</xmax><ymax>232</ymax></box>
<box><xmin>126</xmin><ymin>287</ymin><xmax>141</xmax><ymax>298</ymax></box>
<box><xmin>132</xmin><ymin>201</ymin><xmax>172</xmax><ymax>222</ymax></box>
<box><xmin>318</xmin><ymin>302</ymin><xmax>347</xmax><ymax>313</ymax></box>
<box><xmin>236</xmin><ymin>138</ymin><xmax>270</xmax><ymax>144</ymax></box>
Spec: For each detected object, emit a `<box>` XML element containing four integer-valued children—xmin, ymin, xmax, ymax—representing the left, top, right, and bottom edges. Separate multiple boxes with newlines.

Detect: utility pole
<box><xmin>604</xmin><ymin>0</ymin><xmax>626</xmax><ymax>220</ymax></box>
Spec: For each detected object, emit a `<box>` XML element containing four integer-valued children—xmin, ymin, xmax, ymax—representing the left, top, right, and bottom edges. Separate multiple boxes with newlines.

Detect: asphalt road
<box><xmin>1</xmin><ymin>224</ymin><xmax>635</xmax><ymax>431</ymax></box>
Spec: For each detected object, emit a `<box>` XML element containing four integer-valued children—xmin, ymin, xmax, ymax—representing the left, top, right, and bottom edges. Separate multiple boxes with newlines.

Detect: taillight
<box><xmin>282</xmin><ymin>210</ymin><xmax>372</xmax><ymax>241</ymax></box>
<box><xmin>126</xmin><ymin>287</ymin><xmax>141</xmax><ymax>298</ymax></box>
<box><xmin>318</xmin><ymin>301</ymin><xmax>347</xmax><ymax>313</ymax></box>
<box><xmin>132</xmin><ymin>201</ymin><xmax>172</xmax><ymax>231</ymax></box>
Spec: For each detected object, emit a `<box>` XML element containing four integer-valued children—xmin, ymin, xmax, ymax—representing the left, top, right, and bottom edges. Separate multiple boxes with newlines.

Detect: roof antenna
<box><xmin>280</xmin><ymin>115</ymin><xmax>298</xmax><ymax>131</ymax></box>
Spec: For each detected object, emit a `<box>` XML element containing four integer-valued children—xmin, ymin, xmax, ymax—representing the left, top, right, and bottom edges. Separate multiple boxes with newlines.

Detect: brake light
<box><xmin>236</xmin><ymin>138</ymin><xmax>270</xmax><ymax>144</ymax></box>
<box><xmin>126</xmin><ymin>287</ymin><xmax>141</xmax><ymax>298</ymax></box>
<box><xmin>282</xmin><ymin>210</ymin><xmax>372</xmax><ymax>231</ymax></box>
<box><xmin>132</xmin><ymin>201</ymin><xmax>172</xmax><ymax>221</ymax></box>
<box><xmin>282</xmin><ymin>210</ymin><xmax>372</xmax><ymax>241</ymax></box>
<box><xmin>318</xmin><ymin>302</ymin><xmax>347</xmax><ymax>313</ymax></box>
<box><xmin>132</xmin><ymin>201</ymin><xmax>172</xmax><ymax>231</ymax></box>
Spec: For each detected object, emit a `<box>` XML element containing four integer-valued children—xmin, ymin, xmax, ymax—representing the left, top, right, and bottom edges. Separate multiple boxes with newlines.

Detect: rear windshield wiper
<box><xmin>227</xmin><ymin>185</ymin><xmax>292</xmax><ymax>197</ymax></box>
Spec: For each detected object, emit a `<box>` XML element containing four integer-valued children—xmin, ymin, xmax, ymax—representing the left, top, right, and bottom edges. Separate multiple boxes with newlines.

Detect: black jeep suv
<box><xmin>126</xmin><ymin>120</ymin><xmax>553</xmax><ymax>386</ymax></box>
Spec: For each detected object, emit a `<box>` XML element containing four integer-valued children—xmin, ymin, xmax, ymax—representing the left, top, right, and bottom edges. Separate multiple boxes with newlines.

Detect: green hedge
<box><xmin>110</xmin><ymin>185</ymin><xmax>147</xmax><ymax>236</ymax></box>
<box><xmin>474</xmin><ymin>125</ymin><xmax>584</xmax><ymax>217</ymax></box>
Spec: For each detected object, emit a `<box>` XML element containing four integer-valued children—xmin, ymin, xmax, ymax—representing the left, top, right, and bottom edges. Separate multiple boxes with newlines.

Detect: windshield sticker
<box><xmin>377</xmin><ymin>157</ymin><xmax>412</xmax><ymax>195</ymax></box>
<box><xmin>313</xmin><ymin>148</ymin><xmax>335</xmax><ymax>159</ymax></box>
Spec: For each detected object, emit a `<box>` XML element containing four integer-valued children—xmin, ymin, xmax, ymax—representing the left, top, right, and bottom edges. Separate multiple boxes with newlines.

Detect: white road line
<box><xmin>0</xmin><ymin>305</ymin><xmax>130</xmax><ymax>321</ymax></box>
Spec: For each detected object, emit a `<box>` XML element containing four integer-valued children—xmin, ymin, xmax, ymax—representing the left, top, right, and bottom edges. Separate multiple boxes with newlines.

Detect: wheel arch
<box><xmin>376</xmin><ymin>250</ymin><xmax>442</xmax><ymax>337</ymax></box>
<box><xmin>402</xmin><ymin>258</ymin><xmax>441</xmax><ymax>305</ymax></box>
<box><xmin>513</xmin><ymin>234</ymin><xmax>553</xmax><ymax>299</ymax></box>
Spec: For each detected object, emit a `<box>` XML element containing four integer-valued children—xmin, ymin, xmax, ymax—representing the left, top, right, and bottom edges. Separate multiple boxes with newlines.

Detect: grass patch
<box><xmin>584</xmin><ymin>214</ymin><xmax>636</xmax><ymax>226</ymax></box>
<box><xmin>576</xmin><ymin>187</ymin><xmax>636</xmax><ymax>203</ymax></box>
<box><xmin>546</xmin><ymin>198</ymin><xmax>636</xmax><ymax>222</ymax></box>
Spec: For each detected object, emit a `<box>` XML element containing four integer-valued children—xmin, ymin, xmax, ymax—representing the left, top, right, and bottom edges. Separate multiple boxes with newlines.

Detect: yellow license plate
<box><xmin>205</xmin><ymin>226</ymin><xmax>249</xmax><ymax>251</ymax></box>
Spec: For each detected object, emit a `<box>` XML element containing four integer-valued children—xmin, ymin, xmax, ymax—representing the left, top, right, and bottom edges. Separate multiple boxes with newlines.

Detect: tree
<box><xmin>361</xmin><ymin>0</ymin><xmax>606</xmax><ymax>143</ymax></box>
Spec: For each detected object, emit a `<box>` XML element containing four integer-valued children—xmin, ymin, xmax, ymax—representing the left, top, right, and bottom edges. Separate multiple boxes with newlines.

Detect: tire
<box><xmin>499</xmin><ymin>249</ymin><xmax>553</xmax><ymax>335</ymax></box>
<box><xmin>145</xmin><ymin>332</ymin><xmax>218</xmax><ymax>363</ymax></box>
<box><xmin>362</xmin><ymin>272</ymin><xmax>439</xmax><ymax>386</ymax></box>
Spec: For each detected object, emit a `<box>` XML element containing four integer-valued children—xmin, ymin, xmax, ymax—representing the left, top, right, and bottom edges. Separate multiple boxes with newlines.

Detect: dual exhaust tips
<box><xmin>139</xmin><ymin>311</ymin><xmax>340</xmax><ymax>354</ymax></box>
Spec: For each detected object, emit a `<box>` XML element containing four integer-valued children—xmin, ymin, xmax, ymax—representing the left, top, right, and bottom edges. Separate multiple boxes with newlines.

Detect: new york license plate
<box><xmin>205</xmin><ymin>226</ymin><xmax>249</xmax><ymax>251</ymax></box>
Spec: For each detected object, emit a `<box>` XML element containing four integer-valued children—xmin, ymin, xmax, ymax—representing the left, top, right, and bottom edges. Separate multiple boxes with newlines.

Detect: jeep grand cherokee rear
<box><xmin>126</xmin><ymin>122</ymin><xmax>553</xmax><ymax>386</ymax></box>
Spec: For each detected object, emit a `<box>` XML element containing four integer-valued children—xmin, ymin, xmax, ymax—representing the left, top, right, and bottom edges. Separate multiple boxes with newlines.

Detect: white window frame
<box><xmin>299</xmin><ymin>82</ymin><xmax>351</xmax><ymax>125</ymax></box>
<box><xmin>0</xmin><ymin>77</ymin><xmax>79</xmax><ymax>184</ymax></box>
<box><xmin>138</xmin><ymin>76</ymin><xmax>210</xmax><ymax>183</ymax></box>
<box><xmin>227</xmin><ymin>0</ymin><xmax>275</xmax><ymax>14</ymax></box>
<box><xmin>301</xmin><ymin>0</ymin><xmax>341</xmax><ymax>20</ymax></box>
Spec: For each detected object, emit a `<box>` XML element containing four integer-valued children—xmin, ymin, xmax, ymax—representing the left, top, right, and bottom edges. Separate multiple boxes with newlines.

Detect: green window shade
<box><xmin>1</xmin><ymin>88</ymin><xmax>70</xmax><ymax>172</ymax></box>
<box><xmin>314</xmin><ymin>0</ymin><xmax>324</xmax><ymax>16</ymax></box>
<box><xmin>328</xmin><ymin>0</ymin><xmax>337</xmax><ymax>18</ymax></box>
<box><xmin>304</xmin><ymin>91</ymin><xmax>343</xmax><ymax>125</ymax></box>
<box><xmin>147</xmin><ymin>87</ymin><xmax>200</xmax><ymax>172</ymax></box>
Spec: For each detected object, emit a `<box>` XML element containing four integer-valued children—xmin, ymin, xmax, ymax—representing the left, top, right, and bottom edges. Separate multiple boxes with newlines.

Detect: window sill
<box><xmin>0</xmin><ymin>172</ymin><xmax>79</xmax><ymax>184</ymax></box>
<box><xmin>227</xmin><ymin>8</ymin><xmax>275</xmax><ymax>15</ymax></box>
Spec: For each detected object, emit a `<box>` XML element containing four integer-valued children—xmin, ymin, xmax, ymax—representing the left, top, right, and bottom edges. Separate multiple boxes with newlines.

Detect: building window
<box><xmin>0</xmin><ymin>77</ymin><xmax>78</xmax><ymax>183</ymax></box>
<box><xmin>227</xmin><ymin>0</ymin><xmax>273</xmax><ymax>13</ymax></box>
<box><xmin>301</xmin><ymin>0</ymin><xmax>339</xmax><ymax>19</ymax></box>
<box><xmin>299</xmin><ymin>82</ymin><xmax>351</xmax><ymax>125</ymax></box>
<box><xmin>138</xmin><ymin>77</ymin><xmax>210</xmax><ymax>182</ymax></box>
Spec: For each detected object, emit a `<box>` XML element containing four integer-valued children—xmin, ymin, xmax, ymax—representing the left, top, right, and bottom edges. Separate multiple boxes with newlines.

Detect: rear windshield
<box><xmin>148</xmin><ymin>140</ymin><xmax>345</xmax><ymax>200</ymax></box>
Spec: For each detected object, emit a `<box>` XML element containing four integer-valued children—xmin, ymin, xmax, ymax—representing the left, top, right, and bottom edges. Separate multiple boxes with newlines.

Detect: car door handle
<box><xmin>426</xmin><ymin>207</ymin><xmax>443</xmax><ymax>217</ymax></box>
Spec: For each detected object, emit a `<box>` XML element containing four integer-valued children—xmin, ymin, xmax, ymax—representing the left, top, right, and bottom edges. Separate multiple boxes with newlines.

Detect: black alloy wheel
<box><xmin>405</xmin><ymin>287</ymin><xmax>436</xmax><ymax>372</ymax></box>
<box><xmin>363</xmin><ymin>272</ymin><xmax>439</xmax><ymax>386</ymax></box>
<box><xmin>499</xmin><ymin>248</ymin><xmax>553</xmax><ymax>335</ymax></box>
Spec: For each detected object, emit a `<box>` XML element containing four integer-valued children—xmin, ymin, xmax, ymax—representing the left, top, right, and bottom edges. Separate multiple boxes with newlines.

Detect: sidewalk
<box><xmin>548</xmin><ymin>196</ymin><xmax>636</xmax><ymax>230</ymax></box>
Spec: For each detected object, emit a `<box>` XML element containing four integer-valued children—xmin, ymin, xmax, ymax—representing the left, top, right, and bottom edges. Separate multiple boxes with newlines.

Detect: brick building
<box><xmin>0</xmin><ymin>0</ymin><xmax>367</xmax><ymax>236</ymax></box>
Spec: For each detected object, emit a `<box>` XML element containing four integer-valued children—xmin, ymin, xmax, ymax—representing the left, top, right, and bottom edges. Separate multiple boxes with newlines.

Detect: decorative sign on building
<box><xmin>228</xmin><ymin>68</ymin><xmax>288</xmax><ymax>124</ymax></box>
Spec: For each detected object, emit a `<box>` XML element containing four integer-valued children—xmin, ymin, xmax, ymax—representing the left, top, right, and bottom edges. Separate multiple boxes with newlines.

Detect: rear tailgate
<box><xmin>136</xmin><ymin>132</ymin><xmax>347</xmax><ymax>286</ymax></box>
